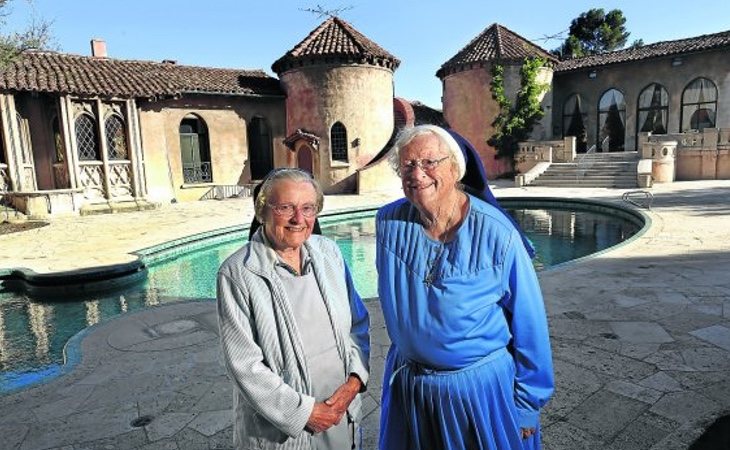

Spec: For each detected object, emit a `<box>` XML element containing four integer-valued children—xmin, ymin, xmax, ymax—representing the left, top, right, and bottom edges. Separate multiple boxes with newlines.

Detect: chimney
<box><xmin>91</xmin><ymin>39</ymin><xmax>107</xmax><ymax>58</ymax></box>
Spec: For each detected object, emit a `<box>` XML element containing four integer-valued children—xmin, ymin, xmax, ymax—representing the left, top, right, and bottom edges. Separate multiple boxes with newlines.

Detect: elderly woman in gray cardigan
<box><xmin>217</xmin><ymin>168</ymin><xmax>370</xmax><ymax>450</ymax></box>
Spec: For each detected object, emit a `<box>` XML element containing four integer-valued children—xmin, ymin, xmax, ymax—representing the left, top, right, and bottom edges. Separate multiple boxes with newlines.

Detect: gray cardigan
<box><xmin>217</xmin><ymin>231</ymin><xmax>370</xmax><ymax>449</ymax></box>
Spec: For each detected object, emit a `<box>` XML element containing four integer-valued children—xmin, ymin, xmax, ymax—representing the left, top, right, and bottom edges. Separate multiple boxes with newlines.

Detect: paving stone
<box><xmin>552</xmin><ymin>340</ymin><xmax>656</xmax><ymax>381</ymax></box>
<box><xmin>145</xmin><ymin>412</ymin><xmax>198</xmax><ymax>441</ymax></box>
<box><xmin>690</xmin><ymin>324</ymin><xmax>730</xmax><ymax>351</ymax></box>
<box><xmin>566</xmin><ymin>389</ymin><xmax>649</xmax><ymax>439</ymax></box>
<box><xmin>604</xmin><ymin>411</ymin><xmax>678</xmax><ymax>450</ymax></box>
<box><xmin>639</xmin><ymin>371</ymin><xmax>683</xmax><ymax>392</ymax></box>
<box><xmin>650</xmin><ymin>391</ymin><xmax>721</xmax><ymax>425</ymax></box>
<box><xmin>187</xmin><ymin>410</ymin><xmax>232</xmax><ymax>437</ymax></box>
<box><xmin>698</xmin><ymin>377</ymin><xmax>730</xmax><ymax>408</ymax></box>
<box><xmin>0</xmin><ymin>423</ymin><xmax>30</xmax><ymax>450</ymax></box>
<box><xmin>681</xmin><ymin>346</ymin><xmax>730</xmax><ymax>371</ymax></box>
<box><xmin>542</xmin><ymin>420</ymin><xmax>602</xmax><ymax>450</ymax></box>
<box><xmin>620</xmin><ymin>342</ymin><xmax>661</xmax><ymax>360</ymax></box>
<box><xmin>20</xmin><ymin>402</ymin><xmax>138</xmax><ymax>450</ymax></box>
<box><xmin>606</xmin><ymin>379</ymin><xmax>664</xmax><ymax>404</ymax></box>
<box><xmin>610</xmin><ymin>321</ymin><xmax>674</xmax><ymax>344</ymax></box>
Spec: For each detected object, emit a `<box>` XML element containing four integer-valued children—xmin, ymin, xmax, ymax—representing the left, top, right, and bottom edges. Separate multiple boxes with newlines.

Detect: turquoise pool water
<box><xmin>0</xmin><ymin>204</ymin><xmax>641</xmax><ymax>393</ymax></box>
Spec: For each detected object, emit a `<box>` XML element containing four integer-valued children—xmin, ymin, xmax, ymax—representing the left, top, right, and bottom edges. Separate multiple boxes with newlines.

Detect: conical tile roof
<box><xmin>437</xmin><ymin>23</ymin><xmax>556</xmax><ymax>78</ymax></box>
<box><xmin>272</xmin><ymin>16</ymin><xmax>400</xmax><ymax>74</ymax></box>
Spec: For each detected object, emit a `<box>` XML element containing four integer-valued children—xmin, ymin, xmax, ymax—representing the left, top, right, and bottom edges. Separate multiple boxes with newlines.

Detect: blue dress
<box><xmin>376</xmin><ymin>195</ymin><xmax>554</xmax><ymax>450</ymax></box>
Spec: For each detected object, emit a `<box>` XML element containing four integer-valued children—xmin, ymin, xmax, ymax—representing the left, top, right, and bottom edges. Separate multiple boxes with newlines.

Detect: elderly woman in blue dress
<box><xmin>217</xmin><ymin>168</ymin><xmax>370</xmax><ymax>449</ymax></box>
<box><xmin>377</xmin><ymin>125</ymin><xmax>554</xmax><ymax>449</ymax></box>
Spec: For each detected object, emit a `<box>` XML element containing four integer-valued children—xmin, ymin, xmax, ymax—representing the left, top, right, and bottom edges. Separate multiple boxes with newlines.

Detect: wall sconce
<box><xmin>671</xmin><ymin>57</ymin><xmax>683</xmax><ymax>67</ymax></box>
<box><xmin>588</xmin><ymin>70</ymin><xmax>597</xmax><ymax>79</ymax></box>
<box><xmin>352</xmin><ymin>138</ymin><xmax>361</xmax><ymax>147</ymax></box>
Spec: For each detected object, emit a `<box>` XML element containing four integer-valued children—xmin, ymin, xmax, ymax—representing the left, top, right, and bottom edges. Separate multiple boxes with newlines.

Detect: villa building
<box><xmin>1</xmin><ymin>17</ymin><xmax>729</xmax><ymax>217</ymax></box>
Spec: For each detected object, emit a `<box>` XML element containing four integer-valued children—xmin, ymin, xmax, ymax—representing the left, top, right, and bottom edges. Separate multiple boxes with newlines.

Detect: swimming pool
<box><xmin>0</xmin><ymin>200</ymin><xmax>645</xmax><ymax>393</ymax></box>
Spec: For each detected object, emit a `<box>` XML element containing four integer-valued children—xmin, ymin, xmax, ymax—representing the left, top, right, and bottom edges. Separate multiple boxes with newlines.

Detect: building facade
<box><xmin>2</xmin><ymin>19</ymin><xmax>728</xmax><ymax>217</ymax></box>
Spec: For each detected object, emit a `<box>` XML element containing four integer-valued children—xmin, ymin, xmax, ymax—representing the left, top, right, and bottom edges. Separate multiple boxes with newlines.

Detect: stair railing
<box><xmin>575</xmin><ymin>143</ymin><xmax>598</xmax><ymax>182</ymax></box>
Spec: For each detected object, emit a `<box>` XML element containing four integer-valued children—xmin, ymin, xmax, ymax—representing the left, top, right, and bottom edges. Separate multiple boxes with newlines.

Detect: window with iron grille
<box><xmin>179</xmin><ymin>115</ymin><xmax>212</xmax><ymax>183</ymax></box>
<box><xmin>75</xmin><ymin>113</ymin><xmax>100</xmax><ymax>160</ymax></box>
<box><xmin>105</xmin><ymin>114</ymin><xmax>128</xmax><ymax>160</ymax></box>
<box><xmin>681</xmin><ymin>77</ymin><xmax>717</xmax><ymax>132</ymax></box>
<box><xmin>330</xmin><ymin>122</ymin><xmax>348</xmax><ymax>162</ymax></box>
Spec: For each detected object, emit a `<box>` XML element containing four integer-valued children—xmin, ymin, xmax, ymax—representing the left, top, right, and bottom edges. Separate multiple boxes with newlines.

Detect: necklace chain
<box><xmin>423</xmin><ymin>195</ymin><xmax>459</xmax><ymax>286</ymax></box>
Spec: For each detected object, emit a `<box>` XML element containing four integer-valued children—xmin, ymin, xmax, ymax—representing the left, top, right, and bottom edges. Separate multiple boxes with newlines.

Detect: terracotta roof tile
<box><xmin>437</xmin><ymin>23</ymin><xmax>557</xmax><ymax>78</ymax></box>
<box><xmin>0</xmin><ymin>51</ymin><xmax>284</xmax><ymax>98</ymax></box>
<box><xmin>556</xmin><ymin>29</ymin><xmax>730</xmax><ymax>72</ymax></box>
<box><xmin>272</xmin><ymin>17</ymin><xmax>400</xmax><ymax>73</ymax></box>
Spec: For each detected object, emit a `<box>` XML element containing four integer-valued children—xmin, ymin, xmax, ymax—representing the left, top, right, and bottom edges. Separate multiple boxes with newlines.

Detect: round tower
<box><xmin>437</xmin><ymin>23</ymin><xmax>556</xmax><ymax>178</ymax></box>
<box><xmin>272</xmin><ymin>17</ymin><xmax>400</xmax><ymax>193</ymax></box>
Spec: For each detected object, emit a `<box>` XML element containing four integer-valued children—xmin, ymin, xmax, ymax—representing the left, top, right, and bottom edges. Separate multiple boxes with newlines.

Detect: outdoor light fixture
<box><xmin>672</xmin><ymin>57</ymin><xmax>683</xmax><ymax>66</ymax></box>
<box><xmin>588</xmin><ymin>70</ymin><xmax>597</xmax><ymax>79</ymax></box>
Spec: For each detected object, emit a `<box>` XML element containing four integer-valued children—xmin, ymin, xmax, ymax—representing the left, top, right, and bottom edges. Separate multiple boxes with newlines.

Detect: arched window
<box><xmin>75</xmin><ymin>113</ymin><xmax>100</xmax><ymax>161</ymax></box>
<box><xmin>179</xmin><ymin>114</ymin><xmax>212</xmax><ymax>183</ymax></box>
<box><xmin>598</xmin><ymin>88</ymin><xmax>626</xmax><ymax>151</ymax></box>
<box><xmin>562</xmin><ymin>94</ymin><xmax>587</xmax><ymax>152</ymax></box>
<box><xmin>104</xmin><ymin>114</ymin><xmax>128</xmax><ymax>160</ymax></box>
<box><xmin>637</xmin><ymin>83</ymin><xmax>669</xmax><ymax>135</ymax></box>
<box><xmin>248</xmin><ymin>117</ymin><xmax>273</xmax><ymax>180</ymax></box>
<box><xmin>330</xmin><ymin>122</ymin><xmax>348</xmax><ymax>162</ymax></box>
<box><xmin>681</xmin><ymin>77</ymin><xmax>717</xmax><ymax>132</ymax></box>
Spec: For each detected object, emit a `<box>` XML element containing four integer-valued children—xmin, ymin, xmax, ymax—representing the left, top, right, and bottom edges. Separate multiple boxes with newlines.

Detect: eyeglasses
<box><xmin>401</xmin><ymin>156</ymin><xmax>450</xmax><ymax>173</ymax></box>
<box><xmin>267</xmin><ymin>203</ymin><xmax>318</xmax><ymax>218</ymax></box>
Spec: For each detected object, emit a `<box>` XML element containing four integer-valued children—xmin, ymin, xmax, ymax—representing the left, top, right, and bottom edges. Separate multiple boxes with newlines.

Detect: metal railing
<box><xmin>622</xmin><ymin>190</ymin><xmax>654</xmax><ymax>210</ymax></box>
<box><xmin>183</xmin><ymin>162</ymin><xmax>213</xmax><ymax>184</ymax></box>
<box><xmin>575</xmin><ymin>143</ymin><xmax>598</xmax><ymax>181</ymax></box>
<box><xmin>199</xmin><ymin>184</ymin><xmax>255</xmax><ymax>200</ymax></box>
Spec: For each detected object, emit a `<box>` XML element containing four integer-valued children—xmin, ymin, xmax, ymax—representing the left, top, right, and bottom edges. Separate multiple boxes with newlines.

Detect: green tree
<box><xmin>0</xmin><ymin>0</ymin><xmax>54</xmax><ymax>67</ymax></box>
<box><xmin>555</xmin><ymin>8</ymin><xmax>630</xmax><ymax>58</ymax></box>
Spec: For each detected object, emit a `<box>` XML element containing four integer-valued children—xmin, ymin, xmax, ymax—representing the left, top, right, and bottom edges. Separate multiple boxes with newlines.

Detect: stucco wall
<box><xmin>442</xmin><ymin>65</ymin><xmax>507</xmax><ymax>178</ymax></box>
<box><xmin>138</xmin><ymin>95</ymin><xmax>285</xmax><ymax>203</ymax></box>
<box><xmin>552</xmin><ymin>49</ymin><xmax>730</xmax><ymax>152</ymax></box>
<box><xmin>442</xmin><ymin>63</ymin><xmax>553</xmax><ymax>178</ymax></box>
<box><xmin>279</xmin><ymin>64</ymin><xmax>394</xmax><ymax>193</ymax></box>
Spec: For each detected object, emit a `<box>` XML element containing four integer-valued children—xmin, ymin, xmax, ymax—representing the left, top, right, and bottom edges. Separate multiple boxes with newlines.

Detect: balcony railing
<box><xmin>183</xmin><ymin>162</ymin><xmax>213</xmax><ymax>184</ymax></box>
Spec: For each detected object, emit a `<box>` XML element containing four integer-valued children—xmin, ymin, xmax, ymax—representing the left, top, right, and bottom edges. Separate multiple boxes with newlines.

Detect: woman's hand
<box><xmin>325</xmin><ymin>375</ymin><xmax>362</xmax><ymax>418</ymax></box>
<box><xmin>521</xmin><ymin>427</ymin><xmax>536</xmax><ymax>439</ymax></box>
<box><xmin>305</xmin><ymin>402</ymin><xmax>341</xmax><ymax>434</ymax></box>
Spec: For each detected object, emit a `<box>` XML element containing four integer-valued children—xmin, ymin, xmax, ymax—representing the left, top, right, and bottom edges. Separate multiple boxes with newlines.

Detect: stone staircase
<box><xmin>529</xmin><ymin>151</ymin><xmax>640</xmax><ymax>188</ymax></box>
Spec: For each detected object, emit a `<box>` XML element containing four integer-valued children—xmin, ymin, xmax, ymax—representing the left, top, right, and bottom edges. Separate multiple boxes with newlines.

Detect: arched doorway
<box><xmin>179</xmin><ymin>114</ymin><xmax>212</xmax><ymax>184</ymax></box>
<box><xmin>597</xmin><ymin>89</ymin><xmax>626</xmax><ymax>152</ymax></box>
<box><xmin>297</xmin><ymin>145</ymin><xmax>313</xmax><ymax>174</ymax></box>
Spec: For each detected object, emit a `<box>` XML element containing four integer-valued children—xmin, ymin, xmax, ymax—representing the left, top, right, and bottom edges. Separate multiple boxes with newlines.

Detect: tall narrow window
<box><xmin>562</xmin><ymin>94</ymin><xmax>587</xmax><ymax>152</ymax></box>
<box><xmin>179</xmin><ymin>115</ymin><xmax>212</xmax><ymax>183</ymax></box>
<box><xmin>248</xmin><ymin>117</ymin><xmax>273</xmax><ymax>180</ymax></box>
<box><xmin>330</xmin><ymin>122</ymin><xmax>348</xmax><ymax>162</ymax></box>
<box><xmin>637</xmin><ymin>83</ymin><xmax>669</xmax><ymax>135</ymax></box>
<box><xmin>105</xmin><ymin>114</ymin><xmax>128</xmax><ymax>160</ymax></box>
<box><xmin>598</xmin><ymin>89</ymin><xmax>626</xmax><ymax>152</ymax></box>
<box><xmin>52</xmin><ymin>116</ymin><xmax>65</xmax><ymax>163</ymax></box>
<box><xmin>75</xmin><ymin>113</ymin><xmax>100</xmax><ymax>160</ymax></box>
<box><xmin>681</xmin><ymin>77</ymin><xmax>717</xmax><ymax>132</ymax></box>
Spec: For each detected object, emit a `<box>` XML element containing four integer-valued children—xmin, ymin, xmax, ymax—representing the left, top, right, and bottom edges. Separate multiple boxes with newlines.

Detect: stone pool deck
<box><xmin>1</xmin><ymin>180</ymin><xmax>730</xmax><ymax>449</ymax></box>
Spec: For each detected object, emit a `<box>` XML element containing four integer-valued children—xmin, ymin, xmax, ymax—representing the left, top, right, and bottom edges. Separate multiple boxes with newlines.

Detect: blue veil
<box><xmin>446</xmin><ymin>129</ymin><xmax>536</xmax><ymax>259</ymax></box>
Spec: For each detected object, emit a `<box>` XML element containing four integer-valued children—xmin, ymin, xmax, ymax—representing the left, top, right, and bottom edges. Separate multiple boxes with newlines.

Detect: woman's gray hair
<box><xmin>254</xmin><ymin>168</ymin><xmax>324</xmax><ymax>223</ymax></box>
<box><xmin>388</xmin><ymin>125</ymin><xmax>466</xmax><ymax>179</ymax></box>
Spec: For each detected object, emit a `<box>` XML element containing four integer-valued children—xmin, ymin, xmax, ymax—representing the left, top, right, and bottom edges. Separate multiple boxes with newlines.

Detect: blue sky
<box><xmin>7</xmin><ymin>0</ymin><xmax>730</xmax><ymax>108</ymax></box>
